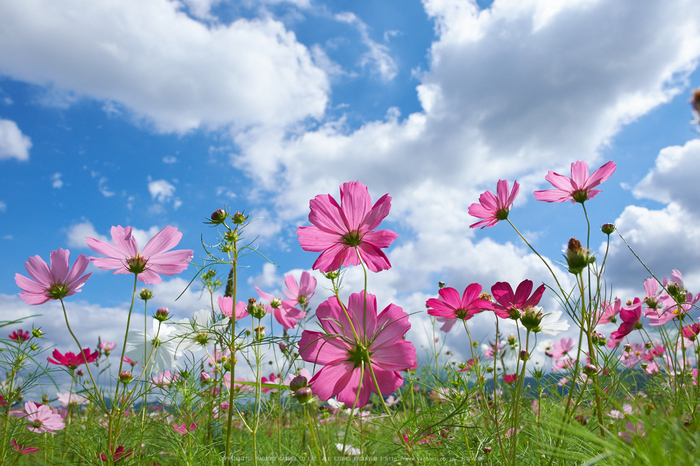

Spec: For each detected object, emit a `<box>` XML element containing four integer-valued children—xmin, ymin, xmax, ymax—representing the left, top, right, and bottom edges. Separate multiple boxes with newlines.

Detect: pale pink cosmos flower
<box><xmin>86</xmin><ymin>225</ymin><xmax>193</xmax><ymax>285</ymax></box>
<box><xmin>217</xmin><ymin>296</ymin><xmax>248</xmax><ymax>321</ymax></box>
<box><xmin>426</xmin><ymin>284</ymin><xmax>494</xmax><ymax>321</ymax></box>
<box><xmin>22</xmin><ymin>402</ymin><xmax>65</xmax><ymax>434</ymax></box>
<box><xmin>172</xmin><ymin>423</ymin><xmax>197</xmax><ymax>434</ymax></box>
<box><xmin>57</xmin><ymin>392</ymin><xmax>89</xmax><ymax>406</ymax></box>
<box><xmin>15</xmin><ymin>248</ymin><xmax>91</xmax><ymax>305</ymax></box>
<box><xmin>281</xmin><ymin>271</ymin><xmax>317</xmax><ymax>311</ymax></box>
<box><xmin>596</xmin><ymin>298</ymin><xmax>621</xmax><ymax>325</ymax></box>
<box><xmin>468</xmin><ymin>179</ymin><xmax>520</xmax><ymax>229</ymax></box>
<box><xmin>534</xmin><ymin>161</ymin><xmax>616</xmax><ymax>204</ymax></box>
<box><xmin>296</xmin><ymin>181</ymin><xmax>398</xmax><ymax>273</ymax></box>
<box><xmin>256</xmin><ymin>286</ymin><xmax>305</xmax><ymax>330</ymax></box>
<box><xmin>299</xmin><ymin>292</ymin><xmax>416</xmax><ymax>408</ymax></box>
<box><xmin>548</xmin><ymin>338</ymin><xmax>575</xmax><ymax>360</ymax></box>
<box><xmin>11</xmin><ymin>440</ymin><xmax>39</xmax><ymax>454</ymax></box>
<box><xmin>99</xmin><ymin>341</ymin><xmax>117</xmax><ymax>355</ymax></box>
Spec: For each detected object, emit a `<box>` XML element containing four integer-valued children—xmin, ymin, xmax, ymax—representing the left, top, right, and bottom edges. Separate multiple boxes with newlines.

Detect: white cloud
<box><xmin>632</xmin><ymin>139</ymin><xmax>700</xmax><ymax>213</ymax></box>
<box><xmin>605</xmin><ymin>138</ymin><xmax>700</xmax><ymax>293</ymax></box>
<box><xmin>335</xmin><ymin>12</ymin><xmax>398</xmax><ymax>82</ymax></box>
<box><xmin>162</xmin><ymin>155</ymin><xmax>177</xmax><ymax>164</ymax></box>
<box><xmin>148</xmin><ymin>178</ymin><xmax>176</xmax><ymax>203</ymax></box>
<box><xmin>51</xmin><ymin>172</ymin><xmax>63</xmax><ymax>189</ymax></box>
<box><xmin>0</xmin><ymin>118</ymin><xmax>31</xmax><ymax>160</ymax></box>
<box><xmin>0</xmin><ymin>200</ymin><xmax>5</xmax><ymax>213</ymax></box>
<box><xmin>0</xmin><ymin>0</ymin><xmax>329</xmax><ymax>133</ymax></box>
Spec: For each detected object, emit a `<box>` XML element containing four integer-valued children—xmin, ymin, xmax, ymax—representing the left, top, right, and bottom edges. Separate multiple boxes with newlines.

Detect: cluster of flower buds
<box><xmin>289</xmin><ymin>375</ymin><xmax>313</xmax><ymax>404</ymax></box>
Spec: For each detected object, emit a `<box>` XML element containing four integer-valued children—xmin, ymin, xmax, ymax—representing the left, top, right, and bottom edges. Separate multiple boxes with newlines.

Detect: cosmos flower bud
<box><xmin>154</xmin><ymin>308</ymin><xmax>170</xmax><ymax>322</ymax></box>
<box><xmin>483</xmin><ymin>447</ymin><xmax>492</xmax><ymax>455</ymax></box>
<box><xmin>601</xmin><ymin>223</ymin><xmax>615</xmax><ymax>235</ymax></box>
<box><xmin>293</xmin><ymin>386</ymin><xmax>313</xmax><ymax>404</ymax></box>
<box><xmin>583</xmin><ymin>364</ymin><xmax>598</xmax><ymax>376</ymax></box>
<box><xmin>507</xmin><ymin>334</ymin><xmax>516</xmax><ymax>345</ymax></box>
<box><xmin>289</xmin><ymin>375</ymin><xmax>308</xmax><ymax>392</ymax></box>
<box><xmin>520</xmin><ymin>307</ymin><xmax>544</xmax><ymax>332</ymax></box>
<box><xmin>139</xmin><ymin>289</ymin><xmax>154</xmax><ymax>301</ymax></box>
<box><xmin>591</xmin><ymin>331</ymin><xmax>606</xmax><ymax>346</ymax></box>
<box><xmin>200</xmin><ymin>372</ymin><xmax>211</xmax><ymax>384</ymax></box>
<box><xmin>77</xmin><ymin>370</ymin><xmax>84</xmax><ymax>377</ymax></box>
<box><xmin>232</xmin><ymin>211</ymin><xmax>248</xmax><ymax>224</ymax></box>
<box><xmin>32</xmin><ymin>328</ymin><xmax>42</xmax><ymax>339</ymax></box>
<box><xmin>519</xmin><ymin>350</ymin><xmax>530</xmax><ymax>361</ymax></box>
<box><xmin>691</xmin><ymin>88</ymin><xmax>700</xmax><ymax>119</ymax></box>
<box><xmin>438</xmin><ymin>281</ymin><xmax>446</xmax><ymax>289</ymax></box>
<box><xmin>254</xmin><ymin>326</ymin><xmax>265</xmax><ymax>340</ymax></box>
<box><xmin>30</xmin><ymin>343</ymin><xmax>39</xmax><ymax>351</ymax></box>
<box><xmin>565</xmin><ymin>238</ymin><xmax>595</xmax><ymax>275</ymax></box>
<box><xmin>119</xmin><ymin>371</ymin><xmax>133</xmax><ymax>384</ymax></box>
<box><xmin>248</xmin><ymin>300</ymin><xmax>267</xmax><ymax>320</ymax></box>
<box><xmin>210</xmin><ymin>209</ymin><xmax>227</xmax><ymax>224</ymax></box>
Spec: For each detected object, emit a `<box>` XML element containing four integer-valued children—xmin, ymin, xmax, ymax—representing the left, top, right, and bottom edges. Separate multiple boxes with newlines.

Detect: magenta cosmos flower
<box><xmin>296</xmin><ymin>181</ymin><xmax>398</xmax><ymax>273</ymax></box>
<box><xmin>22</xmin><ymin>401</ymin><xmax>65</xmax><ymax>434</ymax></box>
<box><xmin>609</xmin><ymin>298</ymin><xmax>643</xmax><ymax>344</ymax></box>
<box><xmin>47</xmin><ymin>348</ymin><xmax>98</xmax><ymax>370</ymax></box>
<box><xmin>468</xmin><ymin>180</ymin><xmax>520</xmax><ymax>229</ymax></box>
<box><xmin>299</xmin><ymin>292</ymin><xmax>416</xmax><ymax>408</ymax></box>
<box><xmin>490</xmin><ymin>280</ymin><xmax>546</xmax><ymax>319</ymax></box>
<box><xmin>426</xmin><ymin>284</ymin><xmax>495</xmax><ymax>322</ymax></box>
<box><xmin>15</xmin><ymin>248</ymin><xmax>91</xmax><ymax>305</ymax></box>
<box><xmin>534</xmin><ymin>161</ymin><xmax>616</xmax><ymax>204</ymax></box>
<box><xmin>86</xmin><ymin>225</ymin><xmax>193</xmax><ymax>285</ymax></box>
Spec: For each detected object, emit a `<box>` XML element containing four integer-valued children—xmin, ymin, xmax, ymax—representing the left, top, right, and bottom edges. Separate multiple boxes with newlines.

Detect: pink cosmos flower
<box><xmin>683</xmin><ymin>323</ymin><xmax>700</xmax><ymax>340</ymax></box>
<box><xmin>11</xmin><ymin>440</ymin><xmax>39</xmax><ymax>455</ymax></box>
<box><xmin>619</xmin><ymin>342</ymin><xmax>646</xmax><ymax>368</ymax></box>
<box><xmin>256</xmin><ymin>286</ymin><xmax>305</xmax><ymax>330</ymax></box>
<box><xmin>596</xmin><ymin>298</ymin><xmax>621</xmax><ymax>325</ymax></box>
<box><xmin>549</xmin><ymin>338</ymin><xmax>575</xmax><ymax>360</ymax></box>
<box><xmin>15</xmin><ymin>248</ymin><xmax>91</xmax><ymax>305</ymax></box>
<box><xmin>490</xmin><ymin>280</ymin><xmax>546</xmax><ymax>319</ymax></box>
<box><xmin>503</xmin><ymin>374</ymin><xmax>518</xmax><ymax>385</ymax></box>
<box><xmin>534</xmin><ymin>161</ymin><xmax>616</xmax><ymax>204</ymax></box>
<box><xmin>9</xmin><ymin>329</ymin><xmax>31</xmax><ymax>343</ymax></box>
<box><xmin>86</xmin><ymin>225</ymin><xmax>193</xmax><ymax>285</ymax></box>
<box><xmin>100</xmin><ymin>445</ymin><xmax>133</xmax><ymax>463</ymax></box>
<box><xmin>151</xmin><ymin>370</ymin><xmax>179</xmax><ymax>388</ymax></box>
<box><xmin>426</xmin><ymin>284</ymin><xmax>494</xmax><ymax>321</ymax></box>
<box><xmin>47</xmin><ymin>349</ymin><xmax>98</xmax><ymax>370</ymax></box>
<box><xmin>217</xmin><ymin>296</ymin><xmax>248</xmax><ymax>321</ymax></box>
<box><xmin>172</xmin><ymin>423</ymin><xmax>197</xmax><ymax>434</ymax></box>
<box><xmin>296</xmin><ymin>181</ymin><xmax>399</xmax><ymax>273</ymax></box>
<box><xmin>435</xmin><ymin>316</ymin><xmax>458</xmax><ymax>333</ymax></box>
<box><xmin>468</xmin><ymin>179</ymin><xmax>520</xmax><ymax>229</ymax></box>
<box><xmin>299</xmin><ymin>292</ymin><xmax>416</xmax><ymax>408</ymax></box>
<box><xmin>99</xmin><ymin>341</ymin><xmax>116</xmax><ymax>355</ymax></box>
<box><xmin>281</xmin><ymin>271</ymin><xmax>317</xmax><ymax>311</ymax></box>
<box><xmin>22</xmin><ymin>401</ymin><xmax>65</xmax><ymax>434</ymax></box>
<box><xmin>609</xmin><ymin>298</ymin><xmax>643</xmax><ymax>344</ymax></box>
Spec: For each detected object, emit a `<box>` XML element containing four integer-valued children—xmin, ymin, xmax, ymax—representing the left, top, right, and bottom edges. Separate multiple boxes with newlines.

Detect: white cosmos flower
<box><xmin>125</xmin><ymin>318</ymin><xmax>194</xmax><ymax>373</ymax></box>
<box><xmin>537</xmin><ymin>310</ymin><xmax>570</xmax><ymax>336</ymax></box>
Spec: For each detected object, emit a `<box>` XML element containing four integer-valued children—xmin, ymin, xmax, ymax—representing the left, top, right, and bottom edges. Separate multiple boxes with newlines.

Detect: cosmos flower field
<box><xmin>3</xmin><ymin>151</ymin><xmax>700</xmax><ymax>465</ymax></box>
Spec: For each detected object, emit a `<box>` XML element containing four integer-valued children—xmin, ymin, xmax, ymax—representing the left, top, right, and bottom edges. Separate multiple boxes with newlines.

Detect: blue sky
<box><xmin>1</xmin><ymin>0</ymin><xmax>700</xmax><ymax>375</ymax></box>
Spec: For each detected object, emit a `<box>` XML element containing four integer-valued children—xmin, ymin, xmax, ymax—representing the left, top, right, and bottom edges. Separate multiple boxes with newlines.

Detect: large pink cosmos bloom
<box><xmin>296</xmin><ymin>181</ymin><xmax>398</xmax><ymax>273</ymax></box>
<box><xmin>468</xmin><ymin>180</ymin><xmax>520</xmax><ymax>229</ymax></box>
<box><xmin>426</xmin><ymin>284</ymin><xmax>495</xmax><ymax>322</ymax></box>
<box><xmin>15</xmin><ymin>248</ymin><xmax>91</xmax><ymax>305</ymax></box>
<box><xmin>299</xmin><ymin>292</ymin><xmax>416</xmax><ymax>408</ymax></box>
<box><xmin>256</xmin><ymin>286</ymin><xmax>305</xmax><ymax>330</ymax></box>
<box><xmin>596</xmin><ymin>298</ymin><xmax>621</xmax><ymax>325</ymax></box>
<box><xmin>22</xmin><ymin>402</ymin><xmax>65</xmax><ymax>434</ymax></box>
<box><xmin>490</xmin><ymin>280</ymin><xmax>546</xmax><ymax>319</ymax></box>
<box><xmin>281</xmin><ymin>271</ymin><xmax>317</xmax><ymax>311</ymax></box>
<box><xmin>217</xmin><ymin>296</ymin><xmax>248</xmax><ymax>321</ymax></box>
<box><xmin>534</xmin><ymin>161</ymin><xmax>616</xmax><ymax>204</ymax></box>
<box><xmin>86</xmin><ymin>225</ymin><xmax>193</xmax><ymax>285</ymax></box>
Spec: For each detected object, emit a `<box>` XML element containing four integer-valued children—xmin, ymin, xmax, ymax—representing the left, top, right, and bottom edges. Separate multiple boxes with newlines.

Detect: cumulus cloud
<box><xmin>605</xmin><ymin>138</ymin><xmax>700</xmax><ymax>293</ymax></box>
<box><xmin>0</xmin><ymin>118</ymin><xmax>31</xmax><ymax>160</ymax></box>
<box><xmin>0</xmin><ymin>200</ymin><xmax>5</xmax><ymax>213</ymax></box>
<box><xmin>335</xmin><ymin>12</ymin><xmax>398</xmax><ymax>82</ymax></box>
<box><xmin>0</xmin><ymin>0</ymin><xmax>329</xmax><ymax>133</ymax></box>
<box><xmin>148</xmin><ymin>178</ymin><xmax>176</xmax><ymax>203</ymax></box>
<box><xmin>51</xmin><ymin>172</ymin><xmax>63</xmax><ymax>189</ymax></box>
